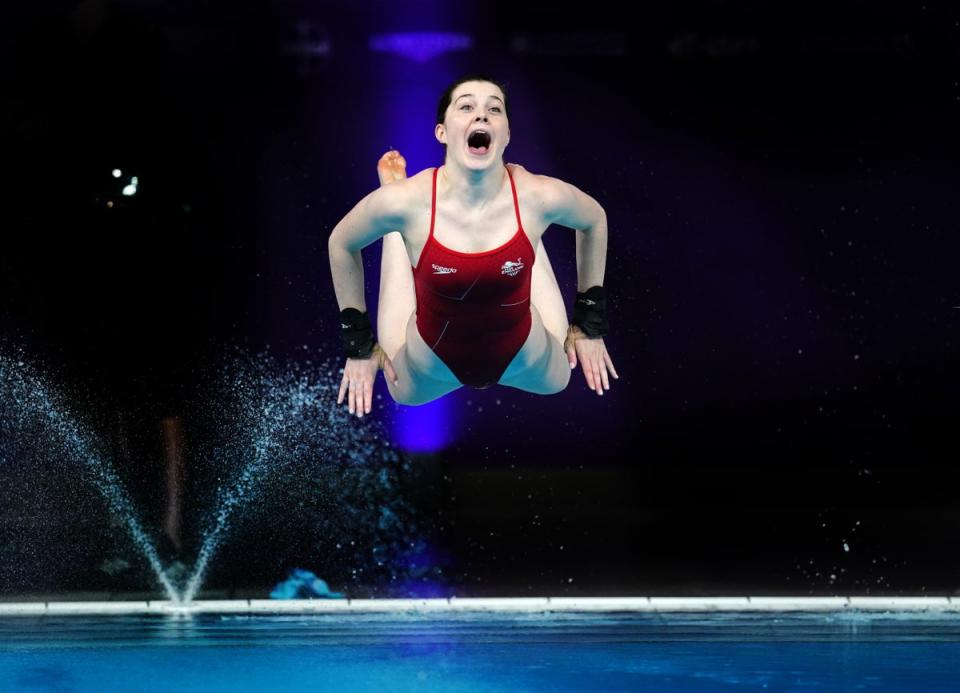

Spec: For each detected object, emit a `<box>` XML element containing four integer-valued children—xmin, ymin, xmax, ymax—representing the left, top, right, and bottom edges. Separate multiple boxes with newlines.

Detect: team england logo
<box><xmin>501</xmin><ymin>258</ymin><xmax>524</xmax><ymax>277</ymax></box>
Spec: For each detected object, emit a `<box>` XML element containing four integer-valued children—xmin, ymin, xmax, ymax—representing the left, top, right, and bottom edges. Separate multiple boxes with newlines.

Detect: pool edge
<box><xmin>0</xmin><ymin>596</ymin><xmax>956</xmax><ymax>616</ymax></box>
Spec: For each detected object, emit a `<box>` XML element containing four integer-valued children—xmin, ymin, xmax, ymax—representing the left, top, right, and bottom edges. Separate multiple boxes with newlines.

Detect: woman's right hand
<box><xmin>337</xmin><ymin>343</ymin><xmax>397</xmax><ymax>418</ymax></box>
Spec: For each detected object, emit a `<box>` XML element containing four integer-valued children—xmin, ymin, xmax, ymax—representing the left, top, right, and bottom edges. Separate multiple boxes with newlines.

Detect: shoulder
<box><xmin>506</xmin><ymin>163</ymin><xmax>552</xmax><ymax>219</ymax></box>
<box><xmin>408</xmin><ymin>166</ymin><xmax>438</xmax><ymax>194</ymax></box>
<box><xmin>508</xmin><ymin>165</ymin><xmax>605</xmax><ymax>229</ymax></box>
<box><xmin>505</xmin><ymin>163</ymin><xmax>578</xmax><ymax>225</ymax></box>
<box><xmin>506</xmin><ymin>162</ymin><xmax>541</xmax><ymax>188</ymax></box>
<box><xmin>506</xmin><ymin>163</ymin><xmax>566</xmax><ymax>203</ymax></box>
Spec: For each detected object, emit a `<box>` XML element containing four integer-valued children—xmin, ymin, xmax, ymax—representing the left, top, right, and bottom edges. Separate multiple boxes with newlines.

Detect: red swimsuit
<box><xmin>411</xmin><ymin>166</ymin><xmax>536</xmax><ymax>389</ymax></box>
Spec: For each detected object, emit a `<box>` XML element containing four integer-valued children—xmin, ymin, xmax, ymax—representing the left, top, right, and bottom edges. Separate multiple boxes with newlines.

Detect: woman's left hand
<box><xmin>564</xmin><ymin>324</ymin><xmax>619</xmax><ymax>395</ymax></box>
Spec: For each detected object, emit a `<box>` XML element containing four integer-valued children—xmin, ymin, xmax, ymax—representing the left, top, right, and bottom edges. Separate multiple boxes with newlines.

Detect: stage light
<box><xmin>368</xmin><ymin>32</ymin><xmax>472</xmax><ymax>63</ymax></box>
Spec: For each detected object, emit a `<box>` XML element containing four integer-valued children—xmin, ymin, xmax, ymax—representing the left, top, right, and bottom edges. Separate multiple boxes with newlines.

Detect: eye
<box><xmin>459</xmin><ymin>104</ymin><xmax>472</xmax><ymax>110</ymax></box>
<box><xmin>491</xmin><ymin>107</ymin><xmax>502</xmax><ymax>113</ymax></box>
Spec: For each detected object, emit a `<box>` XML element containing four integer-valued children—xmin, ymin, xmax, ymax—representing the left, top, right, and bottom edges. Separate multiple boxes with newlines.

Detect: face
<box><xmin>436</xmin><ymin>80</ymin><xmax>510</xmax><ymax>171</ymax></box>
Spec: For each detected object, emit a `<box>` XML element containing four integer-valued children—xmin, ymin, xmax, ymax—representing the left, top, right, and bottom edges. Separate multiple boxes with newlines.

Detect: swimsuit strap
<box><xmin>506</xmin><ymin>165</ymin><xmax>523</xmax><ymax>230</ymax></box>
<box><xmin>429</xmin><ymin>166</ymin><xmax>439</xmax><ymax>243</ymax></box>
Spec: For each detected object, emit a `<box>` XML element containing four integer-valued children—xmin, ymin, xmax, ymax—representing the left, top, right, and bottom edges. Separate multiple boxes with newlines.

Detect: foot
<box><xmin>377</xmin><ymin>149</ymin><xmax>408</xmax><ymax>185</ymax></box>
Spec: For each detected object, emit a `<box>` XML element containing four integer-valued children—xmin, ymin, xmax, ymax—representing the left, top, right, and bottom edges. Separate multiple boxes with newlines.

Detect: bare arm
<box><xmin>539</xmin><ymin>175</ymin><xmax>608</xmax><ymax>291</ymax></box>
<box><xmin>328</xmin><ymin>183</ymin><xmax>408</xmax><ymax>312</ymax></box>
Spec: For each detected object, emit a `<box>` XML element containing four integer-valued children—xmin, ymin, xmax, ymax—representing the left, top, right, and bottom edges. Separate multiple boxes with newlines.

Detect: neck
<box><xmin>439</xmin><ymin>159</ymin><xmax>506</xmax><ymax>209</ymax></box>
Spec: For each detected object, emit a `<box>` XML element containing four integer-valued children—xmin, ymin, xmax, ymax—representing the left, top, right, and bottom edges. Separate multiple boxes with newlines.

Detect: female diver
<box><xmin>329</xmin><ymin>75</ymin><xmax>617</xmax><ymax>417</ymax></box>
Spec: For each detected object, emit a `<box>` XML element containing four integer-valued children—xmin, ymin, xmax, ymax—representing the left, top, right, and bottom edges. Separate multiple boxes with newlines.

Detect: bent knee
<box><xmin>543</xmin><ymin>363</ymin><xmax>571</xmax><ymax>395</ymax></box>
<box><xmin>516</xmin><ymin>339</ymin><xmax>570</xmax><ymax>395</ymax></box>
<box><xmin>385</xmin><ymin>365</ymin><xmax>457</xmax><ymax>406</ymax></box>
<box><xmin>385</xmin><ymin>374</ymin><xmax>418</xmax><ymax>406</ymax></box>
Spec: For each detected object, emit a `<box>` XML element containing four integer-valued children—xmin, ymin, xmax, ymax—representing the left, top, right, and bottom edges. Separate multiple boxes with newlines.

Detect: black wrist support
<box><xmin>340</xmin><ymin>307</ymin><xmax>376</xmax><ymax>359</ymax></box>
<box><xmin>571</xmin><ymin>285</ymin><xmax>609</xmax><ymax>338</ymax></box>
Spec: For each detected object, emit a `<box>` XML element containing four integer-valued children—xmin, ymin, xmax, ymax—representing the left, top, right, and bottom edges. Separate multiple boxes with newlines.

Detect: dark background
<box><xmin>1</xmin><ymin>0</ymin><xmax>958</xmax><ymax>597</ymax></box>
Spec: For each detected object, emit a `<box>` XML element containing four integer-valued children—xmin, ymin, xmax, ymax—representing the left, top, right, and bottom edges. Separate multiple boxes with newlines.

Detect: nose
<box><xmin>475</xmin><ymin>114</ymin><xmax>489</xmax><ymax>122</ymax></box>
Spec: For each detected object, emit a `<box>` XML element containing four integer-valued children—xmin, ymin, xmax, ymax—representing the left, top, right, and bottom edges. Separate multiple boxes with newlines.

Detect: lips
<box><xmin>467</xmin><ymin>129</ymin><xmax>492</xmax><ymax>155</ymax></box>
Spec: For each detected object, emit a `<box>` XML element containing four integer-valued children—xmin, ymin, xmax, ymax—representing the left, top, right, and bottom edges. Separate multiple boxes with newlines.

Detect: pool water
<box><xmin>1</xmin><ymin>612</ymin><xmax>959</xmax><ymax>691</ymax></box>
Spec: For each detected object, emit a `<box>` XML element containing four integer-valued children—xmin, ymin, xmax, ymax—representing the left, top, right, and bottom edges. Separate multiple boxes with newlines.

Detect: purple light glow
<box><xmin>368</xmin><ymin>32</ymin><xmax>473</xmax><ymax>63</ymax></box>
<box><xmin>392</xmin><ymin>395</ymin><xmax>457</xmax><ymax>453</ymax></box>
<box><xmin>367</xmin><ymin>65</ymin><xmax>464</xmax><ymax>454</ymax></box>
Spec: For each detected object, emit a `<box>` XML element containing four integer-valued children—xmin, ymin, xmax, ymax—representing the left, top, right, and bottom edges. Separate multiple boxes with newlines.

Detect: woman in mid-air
<box><xmin>329</xmin><ymin>74</ymin><xmax>617</xmax><ymax>417</ymax></box>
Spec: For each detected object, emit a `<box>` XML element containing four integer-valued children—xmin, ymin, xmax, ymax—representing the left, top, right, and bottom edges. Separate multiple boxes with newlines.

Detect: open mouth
<box><xmin>467</xmin><ymin>130</ymin><xmax>492</xmax><ymax>155</ymax></box>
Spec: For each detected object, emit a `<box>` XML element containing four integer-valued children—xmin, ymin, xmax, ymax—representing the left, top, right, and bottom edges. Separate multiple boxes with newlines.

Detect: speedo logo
<box><xmin>501</xmin><ymin>258</ymin><xmax>525</xmax><ymax>277</ymax></box>
<box><xmin>432</xmin><ymin>263</ymin><xmax>457</xmax><ymax>275</ymax></box>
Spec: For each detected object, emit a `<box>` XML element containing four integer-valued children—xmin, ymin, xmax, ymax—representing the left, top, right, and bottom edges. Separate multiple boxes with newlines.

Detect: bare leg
<box><xmin>375</xmin><ymin>151</ymin><xmax>416</xmax><ymax>362</ymax></box>
<box><xmin>531</xmin><ymin>237</ymin><xmax>568</xmax><ymax>347</ymax></box>
<box><xmin>384</xmin><ymin>311</ymin><xmax>462</xmax><ymax>405</ymax></box>
<box><xmin>498</xmin><ymin>302</ymin><xmax>571</xmax><ymax>394</ymax></box>
<box><xmin>497</xmin><ymin>238</ymin><xmax>570</xmax><ymax>394</ymax></box>
<box><xmin>373</xmin><ymin>151</ymin><xmax>460</xmax><ymax>406</ymax></box>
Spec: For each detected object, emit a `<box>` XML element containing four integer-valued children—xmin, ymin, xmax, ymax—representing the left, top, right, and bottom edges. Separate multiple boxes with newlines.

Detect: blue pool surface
<box><xmin>1</xmin><ymin>611</ymin><xmax>959</xmax><ymax>691</ymax></box>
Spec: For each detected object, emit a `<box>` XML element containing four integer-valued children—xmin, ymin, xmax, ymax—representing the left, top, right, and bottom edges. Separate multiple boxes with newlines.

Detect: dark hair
<box><xmin>435</xmin><ymin>73</ymin><xmax>509</xmax><ymax>126</ymax></box>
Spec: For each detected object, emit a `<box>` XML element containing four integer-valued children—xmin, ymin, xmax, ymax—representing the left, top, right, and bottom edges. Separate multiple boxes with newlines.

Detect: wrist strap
<box><xmin>340</xmin><ymin>307</ymin><xmax>376</xmax><ymax>359</ymax></box>
<box><xmin>571</xmin><ymin>285</ymin><xmax>609</xmax><ymax>338</ymax></box>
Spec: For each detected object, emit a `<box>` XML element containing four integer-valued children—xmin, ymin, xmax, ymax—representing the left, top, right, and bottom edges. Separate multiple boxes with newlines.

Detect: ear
<box><xmin>435</xmin><ymin>123</ymin><xmax>445</xmax><ymax>145</ymax></box>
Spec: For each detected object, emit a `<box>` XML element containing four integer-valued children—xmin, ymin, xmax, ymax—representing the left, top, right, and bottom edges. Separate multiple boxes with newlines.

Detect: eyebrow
<box><xmin>454</xmin><ymin>94</ymin><xmax>504</xmax><ymax>104</ymax></box>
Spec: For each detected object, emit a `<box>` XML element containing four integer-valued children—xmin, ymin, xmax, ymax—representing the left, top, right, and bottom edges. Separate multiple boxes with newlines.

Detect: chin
<box><xmin>462</xmin><ymin>151</ymin><xmax>499</xmax><ymax>170</ymax></box>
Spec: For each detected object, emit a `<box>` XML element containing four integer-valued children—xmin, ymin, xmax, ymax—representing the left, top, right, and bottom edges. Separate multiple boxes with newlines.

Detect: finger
<box><xmin>341</xmin><ymin>367</ymin><xmax>355</xmax><ymax>407</ymax></box>
<box><xmin>355</xmin><ymin>379</ymin><xmax>366</xmax><ymax>418</ymax></box>
<box><xmin>338</xmin><ymin>371</ymin><xmax>348</xmax><ymax>405</ymax></box>
<box><xmin>592</xmin><ymin>357</ymin><xmax>604</xmax><ymax>395</ymax></box>
<box><xmin>579</xmin><ymin>345</ymin><xmax>598</xmax><ymax>393</ymax></box>
<box><xmin>385</xmin><ymin>359</ymin><xmax>399</xmax><ymax>386</ymax></box>
<box><xmin>364</xmin><ymin>379</ymin><xmax>374</xmax><ymax>415</ymax></box>
<box><xmin>599</xmin><ymin>359</ymin><xmax>610</xmax><ymax>391</ymax></box>
<box><xmin>581</xmin><ymin>355</ymin><xmax>595</xmax><ymax>391</ymax></box>
<box><xmin>351</xmin><ymin>375</ymin><xmax>363</xmax><ymax>416</ymax></box>
<box><xmin>565</xmin><ymin>337</ymin><xmax>577</xmax><ymax>369</ymax></box>
<box><xmin>582</xmin><ymin>350</ymin><xmax>600</xmax><ymax>394</ymax></box>
<box><xmin>361</xmin><ymin>374</ymin><xmax>372</xmax><ymax>416</ymax></box>
<box><xmin>604</xmin><ymin>350</ymin><xmax>619</xmax><ymax>379</ymax></box>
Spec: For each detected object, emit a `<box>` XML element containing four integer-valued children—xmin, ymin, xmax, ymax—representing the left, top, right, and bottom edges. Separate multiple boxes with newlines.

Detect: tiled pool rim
<box><xmin>0</xmin><ymin>597</ymin><xmax>957</xmax><ymax>616</ymax></box>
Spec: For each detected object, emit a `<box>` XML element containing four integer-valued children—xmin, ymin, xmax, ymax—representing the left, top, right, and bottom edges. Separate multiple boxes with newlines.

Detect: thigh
<box><xmin>385</xmin><ymin>312</ymin><xmax>462</xmax><ymax>405</ymax></box>
<box><xmin>497</xmin><ymin>304</ymin><xmax>571</xmax><ymax>394</ymax></box>
<box><xmin>377</xmin><ymin>231</ymin><xmax>417</xmax><ymax>362</ymax></box>
<box><xmin>531</xmin><ymin>238</ymin><xmax>568</xmax><ymax>346</ymax></box>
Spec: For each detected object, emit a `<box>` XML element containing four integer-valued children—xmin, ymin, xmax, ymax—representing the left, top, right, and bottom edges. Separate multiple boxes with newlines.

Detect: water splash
<box><xmin>0</xmin><ymin>352</ymin><xmax>179</xmax><ymax>601</ymax></box>
<box><xmin>181</xmin><ymin>350</ymin><xmax>395</xmax><ymax>601</ymax></box>
<box><xmin>181</xmin><ymin>357</ymin><xmax>331</xmax><ymax>601</ymax></box>
<box><xmin>180</xmin><ymin>349</ymin><xmax>446</xmax><ymax>602</ymax></box>
<box><xmin>1</xmin><ymin>346</ymin><xmax>447</xmax><ymax>602</ymax></box>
